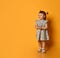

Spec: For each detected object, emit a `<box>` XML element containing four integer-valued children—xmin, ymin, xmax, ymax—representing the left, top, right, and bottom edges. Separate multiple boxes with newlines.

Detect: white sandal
<box><xmin>38</xmin><ymin>47</ymin><xmax>42</xmax><ymax>52</ymax></box>
<box><xmin>41</xmin><ymin>48</ymin><xmax>46</xmax><ymax>53</ymax></box>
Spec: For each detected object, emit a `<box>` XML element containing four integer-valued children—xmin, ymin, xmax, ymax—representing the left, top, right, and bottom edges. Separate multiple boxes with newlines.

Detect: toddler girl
<box><xmin>35</xmin><ymin>10</ymin><xmax>49</xmax><ymax>53</ymax></box>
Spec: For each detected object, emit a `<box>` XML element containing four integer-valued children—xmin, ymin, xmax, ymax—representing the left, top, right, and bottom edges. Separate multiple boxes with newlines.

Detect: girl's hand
<box><xmin>38</xmin><ymin>26</ymin><xmax>42</xmax><ymax>29</ymax></box>
<box><xmin>41</xmin><ymin>23</ymin><xmax>48</xmax><ymax>30</ymax></box>
<box><xmin>35</xmin><ymin>24</ymin><xmax>42</xmax><ymax>29</ymax></box>
<box><xmin>35</xmin><ymin>25</ymin><xmax>42</xmax><ymax>29</ymax></box>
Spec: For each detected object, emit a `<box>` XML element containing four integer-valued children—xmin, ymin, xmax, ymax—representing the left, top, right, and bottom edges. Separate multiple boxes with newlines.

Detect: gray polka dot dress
<box><xmin>35</xmin><ymin>19</ymin><xmax>49</xmax><ymax>41</ymax></box>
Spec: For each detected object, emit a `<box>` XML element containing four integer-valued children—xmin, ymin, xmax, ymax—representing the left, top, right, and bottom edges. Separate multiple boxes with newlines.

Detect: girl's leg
<box><xmin>41</xmin><ymin>41</ymin><xmax>46</xmax><ymax>53</ymax></box>
<box><xmin>41</xmin><ymin>41</ymin><xmax>46</xmax><ymax>49</ymax></box>
<box><xmin>38</xmin><ymin>40</ymin><xmax>42</xmax><ymax>49</ymax></box>
<box><xmin>38</xmin><ymin>40</ymin><xmax>42</xmax><ymax>52</ymax></box>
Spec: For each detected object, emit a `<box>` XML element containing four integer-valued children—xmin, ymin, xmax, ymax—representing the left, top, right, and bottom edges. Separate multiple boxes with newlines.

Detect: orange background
<box><xmin>0</xmin><ymin>0</ymin><xmax>60</xmax><ymax>58</ymax></box>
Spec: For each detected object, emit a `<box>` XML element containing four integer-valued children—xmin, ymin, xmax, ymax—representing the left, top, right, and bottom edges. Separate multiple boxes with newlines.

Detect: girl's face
<box><xmin>38</xmin><ymin>13</ymin><xmax>45</xmax><ymax>20</ymax></box>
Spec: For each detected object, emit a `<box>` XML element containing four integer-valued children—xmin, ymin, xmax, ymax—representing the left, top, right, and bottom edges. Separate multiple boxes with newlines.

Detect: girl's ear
<box><xmin>43</xmin><ymin>15</ymin><xmax>46</xmax><ymax>19</ymax></box>
<box><xmin>44</xmin><ymin>15</ymin><xmax>46</xmax><ymax>18</ymax></box>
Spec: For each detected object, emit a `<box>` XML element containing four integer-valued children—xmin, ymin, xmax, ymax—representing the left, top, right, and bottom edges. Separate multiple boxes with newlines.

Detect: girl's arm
<box><xmin>35</xmin><ymin>20</ymin><xmax>42</xmax><ymax>29</ymax></box>
<box><xmin>35</xmin><ymin>24</ymin><xmax>41</xmax><ymax>29</ymax></box>
<box><xmin>41</xmin><ymin>23</ymin><xmax>48</xmax><ymax>30</ymax></box>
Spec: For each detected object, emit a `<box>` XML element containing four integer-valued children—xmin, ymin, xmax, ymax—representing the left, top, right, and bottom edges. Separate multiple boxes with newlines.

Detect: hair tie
<box><xmin>46</xmin><ymin>12</ymin><xmax>48</xmax><ymax>14</ymax></box>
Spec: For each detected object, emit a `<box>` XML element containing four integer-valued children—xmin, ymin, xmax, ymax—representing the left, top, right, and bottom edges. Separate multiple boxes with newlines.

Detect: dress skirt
<box><xmin>36</xmin><ymin>29</ymin><xmax>49</xmax><ymax>41</ymax></box>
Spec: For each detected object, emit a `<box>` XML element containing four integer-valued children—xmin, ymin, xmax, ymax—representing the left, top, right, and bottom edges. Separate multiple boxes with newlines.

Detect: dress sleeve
<box><xmin>45</xmin><ymin>20</ymin><xmax>48</xmax><ymax>24</ymax></box>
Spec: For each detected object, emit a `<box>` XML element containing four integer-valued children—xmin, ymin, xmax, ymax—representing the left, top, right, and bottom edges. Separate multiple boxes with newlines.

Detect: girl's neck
<box><xmin>39</xmin><ymin>19</ymin><xmax>44</xmax><ymax>20</ymax></box>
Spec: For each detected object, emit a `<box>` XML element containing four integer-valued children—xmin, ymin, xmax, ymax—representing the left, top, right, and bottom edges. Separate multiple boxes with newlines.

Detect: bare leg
<box><xmin>41</xmin><ymin>41</ymin><xmax>46</xmax><ymax>49</ymax></box>
<box><xmin>41</xmin><ymin>41</ymin><xmax>46</xmax><ymax>53</ymax></box>
<box><xmin>38</xmin><ymin>40</ymin><xmax>42</xmax><ymax>49</ymax></box>
<box><xmin>38</xmin><ymin>40</ymin><xmax>42</xmax><ymax>52</ymax></box>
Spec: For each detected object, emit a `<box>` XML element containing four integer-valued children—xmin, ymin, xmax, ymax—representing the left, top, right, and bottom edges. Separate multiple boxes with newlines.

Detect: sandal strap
<box><xmin>41</xmin><ymin>48</ymin><xmax>45</xmax><ymax>50</ymax></box>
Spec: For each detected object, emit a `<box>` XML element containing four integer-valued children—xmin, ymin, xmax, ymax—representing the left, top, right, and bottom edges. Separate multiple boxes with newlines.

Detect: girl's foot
<box><xmin>38</xmin><ymin>47</ymin><xmax>42</xmax><ymax>52</ymax></box>
<box><xmin>41</xmin><ymin>48</ymin><xmax>46</xmax><ymax>53</ymax></box>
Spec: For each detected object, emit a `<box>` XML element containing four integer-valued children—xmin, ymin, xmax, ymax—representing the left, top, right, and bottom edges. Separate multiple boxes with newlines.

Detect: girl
<box><xmin>35</xmin><ymin>10</ymin><xmax>49</xmax><ymax>53</ymax></box>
